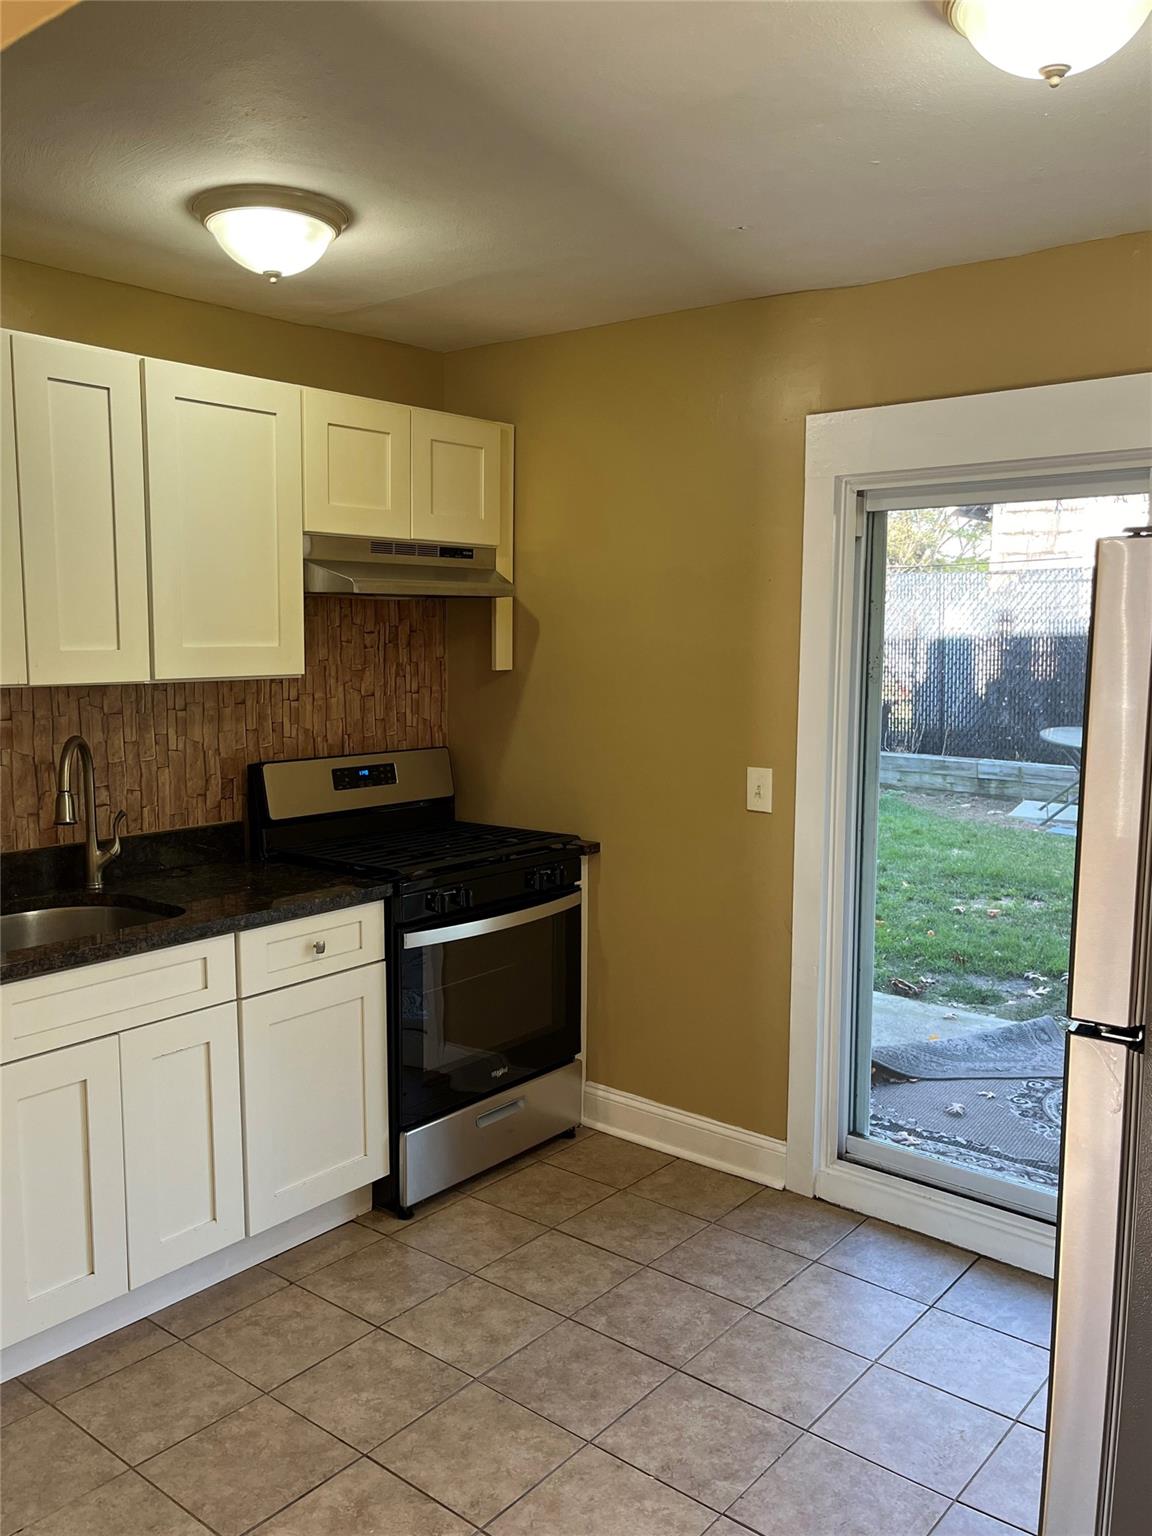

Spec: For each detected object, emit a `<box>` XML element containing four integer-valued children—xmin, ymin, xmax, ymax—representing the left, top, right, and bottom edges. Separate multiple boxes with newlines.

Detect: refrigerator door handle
<box><xmin>1067</xmin><ymin>531</ymin><xmax>1152</xmax><ymax>1042</ymax></box>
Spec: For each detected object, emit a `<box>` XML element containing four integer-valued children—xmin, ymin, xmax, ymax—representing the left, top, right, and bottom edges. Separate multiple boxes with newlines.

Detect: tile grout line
<box><xmin>11</xmin><ymin>1133</ymin><xmax>1050</xmax><ymax>1535</ymax></box>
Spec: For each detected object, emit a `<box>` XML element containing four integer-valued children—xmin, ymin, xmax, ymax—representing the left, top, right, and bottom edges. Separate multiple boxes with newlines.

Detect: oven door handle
<box><xmin>403</xmin><ymin>891</ymin><xmax>581</xmax><ymax>950</ymax></box>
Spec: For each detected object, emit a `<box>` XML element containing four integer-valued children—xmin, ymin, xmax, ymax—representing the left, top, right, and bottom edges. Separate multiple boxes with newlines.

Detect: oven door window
<box><xmin>399</xmin><ymin>892</ymin><xmax>581</xmax><ymax>1126</ymax></box>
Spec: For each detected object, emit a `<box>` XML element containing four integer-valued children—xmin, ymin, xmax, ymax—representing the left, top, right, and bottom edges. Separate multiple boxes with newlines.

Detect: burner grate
<box><xmin>299</xmin><ymin>821</ymin><xmax>572</xmax><ymax>878</ymax></box>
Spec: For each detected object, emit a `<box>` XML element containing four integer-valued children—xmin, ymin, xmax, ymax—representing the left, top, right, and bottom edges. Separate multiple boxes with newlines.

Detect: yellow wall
<box><xmin>0</xmin><ymin>256</ymin><xmax>443</xmax><ymax>407</ymax></box>
<box><xmin>6</xmin><ymin>236</ymin><xmax>1149</xmax><ymax>1140</ymax></box>
<box><xmin>443</xmin><ymin>232</ymin><xmax>1152</xmax><ymax>1140</ymax></box>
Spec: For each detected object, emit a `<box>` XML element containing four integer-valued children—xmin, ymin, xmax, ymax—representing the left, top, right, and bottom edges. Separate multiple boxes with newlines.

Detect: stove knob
<box><xmin>425</xmin><ymin>891</ymin><xmax>445</xmax><ymax>915</ymax></box>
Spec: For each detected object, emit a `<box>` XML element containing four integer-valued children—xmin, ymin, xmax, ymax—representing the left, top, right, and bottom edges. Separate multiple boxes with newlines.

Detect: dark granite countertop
<box><xmin>1</xmin><ymin>824</ymin><xmax>393</xmax><ymax>985</ymax></box>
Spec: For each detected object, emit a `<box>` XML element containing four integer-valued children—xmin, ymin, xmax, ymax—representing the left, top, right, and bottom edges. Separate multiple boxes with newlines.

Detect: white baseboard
<box><xmin>581</xmin><ymin>1082</ymin><xmax>1053</xmax><ymax>1276</ymax></box>
<box><xmin>1</xmin><ymin>1189</ymin><xmax>370</xmax><ymax>1381</ymax></box>
<box><xmin>583</xmin><ymin>1082</ymin><xmax>786</xmax><ymax>1187</ymax></box>
<box><xmin>816</xmin><ymin>1159</ymin><xmax>1056</xmax><ymax>1277</ymax></box>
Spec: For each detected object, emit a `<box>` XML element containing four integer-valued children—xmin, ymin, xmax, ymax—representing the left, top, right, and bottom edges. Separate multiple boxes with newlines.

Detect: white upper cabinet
<box><xmin>411</xmin><ymin>407</ymin><xmax>502</xmax><ymax>548</ymax></box>
<box><xmin>1</xmin><ymin>334</ymin><xmax>27</xmax><ymax>686</ymax></box>
<box><xmin>145</xmin><ymin>360</ymin><xmax>304</xmax><ymax>680</ymax></box>
<box><xmin>1</xmin><ymin>329</ymin><xmax>514</xmax><ymax>685</ymax></box>
<box><xmin>303</xmin><ymin>389</ymin><xmax>411</xmax><ymax>539</ymax></box>
<box><xmin>10</xmin><ymin>332</ymin><xmax>151</xmax><ymax>685</ymax></box>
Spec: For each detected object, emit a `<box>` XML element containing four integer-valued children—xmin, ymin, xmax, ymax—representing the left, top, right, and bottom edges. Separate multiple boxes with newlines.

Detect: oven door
<box><xmin>398</xmin><ymin>890</ymin><xmax>582</xmax><ymax>1128</ymax></box>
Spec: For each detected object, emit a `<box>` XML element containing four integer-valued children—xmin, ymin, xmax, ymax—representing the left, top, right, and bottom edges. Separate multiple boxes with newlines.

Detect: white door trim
<box><xmin>787</xmin><ymin>372</ymin><xmax>1152</xmax><ymax>1274</ymax></box>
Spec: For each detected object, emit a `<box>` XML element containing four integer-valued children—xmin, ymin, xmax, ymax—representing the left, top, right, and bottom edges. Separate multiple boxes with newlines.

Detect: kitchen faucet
<box><xmin>54</xmin><ymin>735</ymin><xmax>127</xmax><ymax>892</ymax></box>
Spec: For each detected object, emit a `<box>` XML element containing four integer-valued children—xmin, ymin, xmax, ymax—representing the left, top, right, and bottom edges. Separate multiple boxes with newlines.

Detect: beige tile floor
<box><xmin>0</xmin><ymin>1128</ymin><xmax>1052</xmax><ymax>1536</ymax></box>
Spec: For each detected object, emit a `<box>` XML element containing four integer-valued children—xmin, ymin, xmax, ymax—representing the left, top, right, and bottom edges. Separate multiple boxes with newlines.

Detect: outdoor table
<box><xmin>1039</xmin><ymin>725</ymin><xmax>1083</xmax><ymax>825</ymax></box>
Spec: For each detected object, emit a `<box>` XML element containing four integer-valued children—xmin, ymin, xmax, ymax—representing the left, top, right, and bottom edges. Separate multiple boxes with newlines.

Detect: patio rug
<box><xmin>872</xmin><ymin>1015</ymin><xmax>1067</xmax><ymax>1082</ymax></box>
<box><xmin>870</xmin><ymin>1076</ymin><xmax>1062</xmax><ymax>1189</ymax></box>
<box><xmin>870</xmin><ymin>1016</ymin><xmax>1067</xmax><ymax>1190</ymax></box>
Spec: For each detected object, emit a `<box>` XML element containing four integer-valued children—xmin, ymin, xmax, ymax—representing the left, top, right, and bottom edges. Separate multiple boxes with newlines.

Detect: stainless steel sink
<box><xmin>0</xmin><ymin>899</ymin><xmax>185</xmax><ymax>958</ymax></box>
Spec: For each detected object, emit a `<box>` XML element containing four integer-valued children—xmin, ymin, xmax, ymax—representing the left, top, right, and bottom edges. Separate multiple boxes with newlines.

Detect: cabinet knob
<box><xmin>313</xmin><ymin>939</ymin><xmax>327</xmax><ymax>955</ymax></box>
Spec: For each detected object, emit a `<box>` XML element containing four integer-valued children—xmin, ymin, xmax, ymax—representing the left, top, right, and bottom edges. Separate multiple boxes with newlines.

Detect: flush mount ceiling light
<box><xmin>946</xmin><ymin>0</ymin><xmax>1152</xmax><ymax>86</ymax></box>
<box><xmin>190</xmin><ymin>185</ymin><xmax>351</xmax><ymax>283</ymax></box>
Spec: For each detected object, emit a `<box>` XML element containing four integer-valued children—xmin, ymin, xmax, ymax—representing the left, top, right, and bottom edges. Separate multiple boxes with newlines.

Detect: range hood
<box><xmin>304</xmin><ymin>534</ymin><xmax>513</xmax><ymax>599</ymax></box>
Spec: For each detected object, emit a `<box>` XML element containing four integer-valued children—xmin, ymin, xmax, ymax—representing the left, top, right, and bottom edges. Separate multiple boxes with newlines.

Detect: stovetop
<box><xmin>248</xmin><ymin>747</ymin><xmax>596</xmax><ymax>890</ymax></box>
<box><xmin>288</xmin><ymin>820</ymin><xmax>584</xmax><ymax>880</ymax></box>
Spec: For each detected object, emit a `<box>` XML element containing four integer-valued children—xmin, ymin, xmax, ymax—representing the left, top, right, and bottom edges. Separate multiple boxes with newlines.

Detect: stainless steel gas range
<box><xmin>247</xmin><ymin>748</ymin><xmax>594</xmax><ymax>1215</ymax></box>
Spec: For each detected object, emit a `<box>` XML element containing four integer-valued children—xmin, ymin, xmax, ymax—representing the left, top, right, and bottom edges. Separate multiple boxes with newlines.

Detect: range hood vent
<box><xmin>304</xmin><ymin>534</ymin><xmax>513</xmax><ymax>599</ymax></box>
<box><xmin>368</xmin><ymin>540</ymin><xmax>444</xmax><ymax>558</ymax></box>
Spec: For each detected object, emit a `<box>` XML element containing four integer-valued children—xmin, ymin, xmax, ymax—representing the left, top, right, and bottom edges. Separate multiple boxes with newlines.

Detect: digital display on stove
<box><xmin>332</xmin><ymin>763</ymin><xmax>397</xmax><ymax>791</ymax></box>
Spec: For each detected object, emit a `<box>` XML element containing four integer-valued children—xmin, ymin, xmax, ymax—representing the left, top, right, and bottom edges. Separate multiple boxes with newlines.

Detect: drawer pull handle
<box><xmin>312</xmin><ymin>939</ymin><xmax>327</xmax><ymax>955</ymax></box>
<box><xmin>476</xmin><ymin>1097</ymin><xmax>525</xmax><ymax>1129</ymax></box>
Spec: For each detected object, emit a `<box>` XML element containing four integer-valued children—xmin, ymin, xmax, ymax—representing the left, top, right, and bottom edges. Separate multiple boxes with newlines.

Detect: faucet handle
<box><xmin>97</xmin><ymin>809</ymin><xmax>127</xmax><ymax>866</ymax></box>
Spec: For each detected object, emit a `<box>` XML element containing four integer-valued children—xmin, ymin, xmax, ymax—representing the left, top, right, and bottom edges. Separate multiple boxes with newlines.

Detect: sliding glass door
<box><xmin>845</xmin><ymin>488</ymin><xmax>1149</xmax><ymax>1218</ymax></box>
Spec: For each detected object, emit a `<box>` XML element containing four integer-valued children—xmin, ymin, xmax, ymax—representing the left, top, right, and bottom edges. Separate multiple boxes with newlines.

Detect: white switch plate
<box><xmin>747</xmin><ymin>766</ymin><xmax>773</xmax><ymax>813</ymax></box>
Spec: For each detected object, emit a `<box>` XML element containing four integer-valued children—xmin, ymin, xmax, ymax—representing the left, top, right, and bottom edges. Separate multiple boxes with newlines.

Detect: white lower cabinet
<box><xmin>1</xmin><ymin>1037</ymin><xmax>128</xmax><ymax>1347</ymax></box>
<box><xmin>120</xmin><ymin>1004</ymin><xmax>246</xmax><ymax>1288</ymax></box>
<box><xmin>0</xmin><ymin>918</ymin><xmax>389</xmax><ymax>1354</ymax></box>
<box><xmin>241</xmin><ymin>964</ymin><xmax>388</xmax><ymax>1233</ymax></box>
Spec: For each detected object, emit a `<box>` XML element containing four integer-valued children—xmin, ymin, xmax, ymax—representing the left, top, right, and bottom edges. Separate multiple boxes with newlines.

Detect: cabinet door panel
<box><xmin>145</xmin><ymin>360</ymin><xmax>303</xmax><ymax>679</ymax></box>
<box><xmin>411</xmin><ymin>408</ymin><xmax>501</xmax><ymax>548</ymax></box>
<box><xmin>240</xmin><ymin>965</ymin><xmax>387</xmax><ymax>1233</ymax></box>
<box><xmin>1</xmin><ymin>1037</ymin><xmax>127</xmax><ymax>1347</ymax></box>
<box><xmin>121</xmin><ymin>1003</ymin><xmax>245</xmax><ymax>1287</ymax></box>
<box><xmin>1</xmin><ymin>333</ymin><xmax>27</xmax><ymax>685</ymax></box>
<box><xmin>303</xmin><ymin>389</ymin><xmax>411</xmax><ymax>538</ymax></box>
<box><xmin>12</xmin><ymin>334</ymin><xmax>150</xmax><ymax>684</ymax></box>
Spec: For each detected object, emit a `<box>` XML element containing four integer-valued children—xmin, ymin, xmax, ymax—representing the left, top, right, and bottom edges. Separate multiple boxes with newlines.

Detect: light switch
<box><xmin>746</xmin><ymin>766</ymin><xmax>773</xmax><ymax>813</ymax></box>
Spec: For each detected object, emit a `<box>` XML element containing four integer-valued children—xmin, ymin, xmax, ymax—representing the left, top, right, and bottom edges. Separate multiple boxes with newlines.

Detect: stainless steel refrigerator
<box><xmin>1042</xmin><ymin>529</ymin><xmax>1152</xmax><ymax>1536</ymax></box>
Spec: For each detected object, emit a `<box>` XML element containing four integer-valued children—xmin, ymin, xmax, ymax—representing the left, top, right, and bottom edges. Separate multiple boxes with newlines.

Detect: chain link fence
<box><xmin>882</xmin><ymin>568</ymin><xmax>1092</xmax><ymax>763</ymax></box>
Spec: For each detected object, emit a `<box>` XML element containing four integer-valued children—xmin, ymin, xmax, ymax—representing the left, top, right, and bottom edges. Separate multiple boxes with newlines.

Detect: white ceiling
<box><xmin>2</xmin><ymin>0</ymin><xmax>1149</xmax><ymax>352</ymax></box>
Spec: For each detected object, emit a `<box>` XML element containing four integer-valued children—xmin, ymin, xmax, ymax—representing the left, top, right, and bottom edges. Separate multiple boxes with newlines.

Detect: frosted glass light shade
<box><xmin>191</xmin><ymin>187</ymin><xmax>351</xmax><ymax>281</ymax></box>
<box><xmin>948</xmin><ymin>0</ymin><xmax>1152</xmax><ymax>85</ymax></box>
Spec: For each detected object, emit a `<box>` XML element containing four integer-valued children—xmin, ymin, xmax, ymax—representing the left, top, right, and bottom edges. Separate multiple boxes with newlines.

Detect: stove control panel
<box><xmin>332</xmin><ymin>763</ymin><xmax>398</xmax><ymax>792</ymax></box>
<box><xmin>399</xmin><ymin>853</ymin><xmax>582</xmax><ymax>926</ymax></box>
<box><xmin>526</xmin><ymin>863</ymin><xmax>566</xmax><ymax>892</ymax></box>
<box><xmin>425</xmin><ymin>886</ymin><xmax>474</xmax><ymax>915</ymax></box>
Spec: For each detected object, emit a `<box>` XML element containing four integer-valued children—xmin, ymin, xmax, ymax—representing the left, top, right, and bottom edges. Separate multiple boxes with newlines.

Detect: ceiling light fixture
<box><xmin>190</xmin><ymin>185</ymin><xmax>351</xmax><ymax>283</ymax></box>
<box><xmin>946</xmin><ymin>0</ymin><xmax>1152</xmax><ymax>87</ymax></box>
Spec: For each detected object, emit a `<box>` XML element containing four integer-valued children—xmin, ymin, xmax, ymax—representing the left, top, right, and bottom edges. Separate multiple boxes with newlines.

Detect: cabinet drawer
<box><xmin>237</xmin><ymin>903</ymin><xmax>385</xmax><ymax>996</ymax></box>
<box><xmin>1</xmin><ymin>937</ymin><xmax>237</xmax><ymax>1064</ymax></box>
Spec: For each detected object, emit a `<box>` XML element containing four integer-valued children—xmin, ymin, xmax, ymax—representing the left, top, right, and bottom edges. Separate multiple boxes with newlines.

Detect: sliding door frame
<box><xmin>786</xmin><ymin>373</ymin><xmax>1152</xmax><ymax>1276</ymax></box>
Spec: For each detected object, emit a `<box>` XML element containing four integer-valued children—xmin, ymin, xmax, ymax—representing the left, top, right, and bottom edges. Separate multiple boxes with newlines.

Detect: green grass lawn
<box><xmin>873</xmin><ymin>791</ymin><xmax>1076</xmax><ymax>1019</ymax></box>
